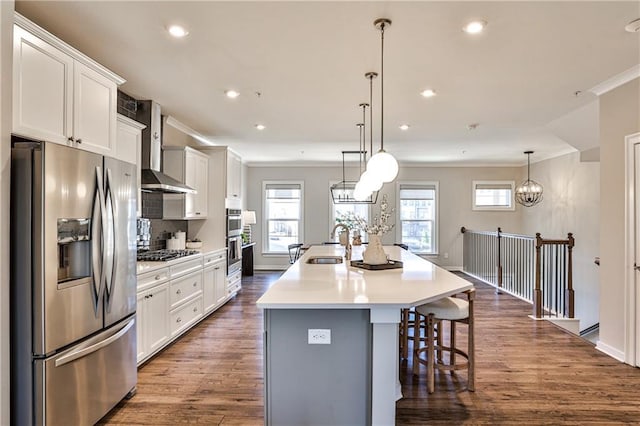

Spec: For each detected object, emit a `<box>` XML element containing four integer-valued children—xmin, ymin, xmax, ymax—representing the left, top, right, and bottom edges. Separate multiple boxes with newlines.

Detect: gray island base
<box><xmin>257</xmin><ymin>245</ymin><xmax>473</xmax><ymax>425</ymax></box>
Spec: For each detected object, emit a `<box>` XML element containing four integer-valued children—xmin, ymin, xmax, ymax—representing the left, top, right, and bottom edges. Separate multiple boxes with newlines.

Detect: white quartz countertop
<box><xmin>256</xmin><ymin>245</ymin><xmax>473</xmax><ymax>309</ymax></box>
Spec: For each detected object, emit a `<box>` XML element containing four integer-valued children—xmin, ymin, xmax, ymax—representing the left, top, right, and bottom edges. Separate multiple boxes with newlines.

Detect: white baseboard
<box><xmin>444</xmin><ymin>265</ymin><xmax>463</xmax><ymax>272</ymax></box>
<box><xmin>255</xmin><ymin>264</ymin><xmax>288</xmax><ymax>271</ymax></box>
<box><xmin>595</xmin><ymin>340</ymin><xmax>626</xmax><ymax>363</ymax></box>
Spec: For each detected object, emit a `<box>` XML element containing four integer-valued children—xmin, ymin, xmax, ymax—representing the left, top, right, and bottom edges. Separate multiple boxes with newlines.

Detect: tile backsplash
<box><xmin>142</xmin><ymin>192</ymin><xmax>163</xmax><ymax>219</ymax></box>
<box><xmin>141</xmin><ymin>192</ymin><xmax>189</xmax><ymax>251</ymax></box>
<box><xmin>145</xmin><ymin>219</ymin><xmax>188</xmax><ymax>251</ymax></box>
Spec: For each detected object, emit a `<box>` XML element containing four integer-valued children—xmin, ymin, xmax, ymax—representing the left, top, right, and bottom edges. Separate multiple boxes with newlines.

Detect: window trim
<box><xmin>262</xmin><ymin>180</ymin><xmax>304</xmax><ymax>256</ymax></box>
<box><xmin>396</xmin><ymin>181</ymin><xmax>439</xmax><ymax>255</ymax></box>
<box><xmin>472</xmin><ymin>180</ymin><xmax>515</xmax><ymax>211</ymax></box>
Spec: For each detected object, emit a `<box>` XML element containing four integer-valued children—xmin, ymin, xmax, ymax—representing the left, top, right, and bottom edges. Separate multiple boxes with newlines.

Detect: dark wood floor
<box><xmin>101</xmin><ymin>271</ymin><xmax>640</xmax><ymax>425</ymax></box>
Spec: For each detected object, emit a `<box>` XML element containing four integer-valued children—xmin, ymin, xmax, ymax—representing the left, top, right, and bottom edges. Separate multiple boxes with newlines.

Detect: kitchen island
<box><xmin>256</xmin><ymin>245</ymin><xmax>473</xmax><ymax>425</ymax></box>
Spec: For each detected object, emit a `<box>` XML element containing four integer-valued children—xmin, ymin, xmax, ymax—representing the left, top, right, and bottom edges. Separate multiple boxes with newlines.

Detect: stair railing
<box><xmin>461</xmin><ymin>227</ymin><xmax>575</xmax><ymax>319</ymax></box>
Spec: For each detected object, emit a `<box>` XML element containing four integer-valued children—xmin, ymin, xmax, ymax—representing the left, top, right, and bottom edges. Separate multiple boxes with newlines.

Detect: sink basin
<box><xmin>306</xmin><ymin>256</ymin><xmax>344</xmax><ymax>264</ymax></box>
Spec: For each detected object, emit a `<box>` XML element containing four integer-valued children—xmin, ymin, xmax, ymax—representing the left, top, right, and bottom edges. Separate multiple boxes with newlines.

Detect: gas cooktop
<box><xmin>136</xmin><ymin>249</ymin><xmax>200</xmax><ymax>262</ymax></box>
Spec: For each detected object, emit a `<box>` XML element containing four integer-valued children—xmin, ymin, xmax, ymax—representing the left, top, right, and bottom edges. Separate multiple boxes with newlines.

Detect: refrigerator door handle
<box><xmin>54</xmin><ymin>317</ymin><xmax>135</xmax><ymax>367</ymax></box>
<box><xmin>91</xmin><ymin>166</ymin><xmax>106</xmax><ymax>313</ymax></box>
<box><xmin>104</xmin><ymin>168</ymin><xmax>117</xmax><ymax>302</ymax></box>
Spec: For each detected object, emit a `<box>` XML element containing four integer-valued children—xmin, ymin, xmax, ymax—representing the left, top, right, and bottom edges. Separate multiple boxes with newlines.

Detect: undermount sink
<box><xmin>306</xmin><ymin>256</ymin><xmax>344</xmax><ymax>264</ymax></box>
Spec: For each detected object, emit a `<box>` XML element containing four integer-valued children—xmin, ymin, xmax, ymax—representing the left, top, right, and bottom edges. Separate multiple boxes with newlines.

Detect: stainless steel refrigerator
<box><xmin>10</xmin><ymin>138</ymin><xmax>137</xmax><ymax>425</ymax></box>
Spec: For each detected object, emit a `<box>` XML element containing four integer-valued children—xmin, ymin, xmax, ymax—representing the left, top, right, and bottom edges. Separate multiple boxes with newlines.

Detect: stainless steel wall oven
<box><xmin>226</xmin><ymin>209</ymin><xmax>243</xmax><ymax>274</ymax></box>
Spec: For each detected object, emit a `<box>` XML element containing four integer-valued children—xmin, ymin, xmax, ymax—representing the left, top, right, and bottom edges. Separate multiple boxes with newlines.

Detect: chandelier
<box><xmin>515</xmin><ymin>151</ymin><xmax>543</xmax><ymax>207</ymax></box>
<box><xmin>330</xmin><ymin>103</ymin><xmax>378</xmax><ymax>204</ymax></box>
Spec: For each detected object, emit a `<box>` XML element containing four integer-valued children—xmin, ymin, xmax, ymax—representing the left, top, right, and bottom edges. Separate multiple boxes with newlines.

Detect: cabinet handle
<box><xmin>176</xmin><ymin>289</ymin><xmax>182</xmax><ymax>295</ymax></box>
<box><xmin>193</xmin><ymin>307</ymin><xmax>198</xmax><ymax>313</ymax></box>
<box><xmin>67</xmin><ymin>136</ymin><xmax>74</xmax><ymax>142</ymax></box>
<box><xmin>76</xmin><ymin>138</ymin><xmax>82</xmax><ymax>144</ymax></box>
<box><xmin>155</xmin><ymin>275</ymin><xmax>161</xmax><ymax>280</ymax></box>
<box><xmin>176</xmin><ymin>317</ymin><xmax>182</xmax><ymax>323</ymax></box>
<box><xmin>149</xmin><ymin>294</ymin><xmax>153</xmax><ymax>298</ymax></box>
<box><xmin>195</xmin><ymin>212</ymin><xmax>201</xmax><ymax>215</ymax></box>
<box><xmin>192</xmin><ymin>282</ymin><xmax>197</xmax><ymax>287</ymax></box>
<box><xmin>153</xmin><ymin>132</ymin><xmax>159</xmax><ymax>140</ymax></box>
<box><xmin>214</xmin><ymin>267</ymin><xmax>220</xmax><ymax>270</ymax></box>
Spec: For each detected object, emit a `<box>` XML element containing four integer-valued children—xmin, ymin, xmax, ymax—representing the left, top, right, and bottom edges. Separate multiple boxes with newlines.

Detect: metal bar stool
<box><xmin>288</xmin><ymin>243</ymin><xmax>303</xmax><ymax>264</ymax></box>
<box><xmin>412</xmin><ymin>289</ymin><xmax>475</xmax><ymax>393</ymax></box>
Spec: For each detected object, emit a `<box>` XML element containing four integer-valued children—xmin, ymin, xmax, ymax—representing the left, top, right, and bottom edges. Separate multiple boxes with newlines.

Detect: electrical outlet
<box><xmin>308</xmin><ymin>329</ymin><xmax>331</xmax><ymax>344</ymax></box>
<box><xmin>444</xmin><ymin>252</ymin><xmax>449</xmax><ymax>259</ymax></box>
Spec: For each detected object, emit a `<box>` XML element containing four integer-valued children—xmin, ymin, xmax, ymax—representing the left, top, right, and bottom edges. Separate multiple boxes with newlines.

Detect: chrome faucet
<box><xmin>330</xmin><ymin>224</ymin><xmax>351</xmax><ymax>260</ymax></box>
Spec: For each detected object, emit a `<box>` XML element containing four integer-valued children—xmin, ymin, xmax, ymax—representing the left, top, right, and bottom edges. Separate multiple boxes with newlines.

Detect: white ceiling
<box><xmin>15</xmin><ymin>1</ymin><xmax>640</xmax><ymax>166</ymax></box>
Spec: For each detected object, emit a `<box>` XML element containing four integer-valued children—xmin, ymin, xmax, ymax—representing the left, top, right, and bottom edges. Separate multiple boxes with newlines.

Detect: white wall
<box><xmin>598</xmin><ymin>78</ymin><xmax>640</xmax><ymax>360</ymax></box>
<box><xmin>246</xmin><ymin>164</ymin><xmax>523</xmax><ymax>270</ymax></box>
<box><xmin>521</xmin><ymin>151</ymin><xmax>600</xmax><ymax>330</ymax></box>
<box><xmin>1</xmin><ymin>2</ymin><xmax>14</xmax><ymax>423</ymax></box>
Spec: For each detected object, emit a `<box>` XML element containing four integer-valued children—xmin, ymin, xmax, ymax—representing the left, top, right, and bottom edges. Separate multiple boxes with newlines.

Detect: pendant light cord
<box><xmin>380</xmin><ymin>21</ymin><xmax>385</xmax><ymax>151</ymax></box>
<box><xmin>369</xmin><ymin>75</ymin><xmax>374</xmax><ymax>158</ymax></box>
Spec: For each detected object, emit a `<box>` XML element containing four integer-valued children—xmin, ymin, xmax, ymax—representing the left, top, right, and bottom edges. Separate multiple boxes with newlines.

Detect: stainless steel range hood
<box><xmin>136</xmin><ymin>100</ymin><xmax>195</xmax><ymax>194</ymax></box>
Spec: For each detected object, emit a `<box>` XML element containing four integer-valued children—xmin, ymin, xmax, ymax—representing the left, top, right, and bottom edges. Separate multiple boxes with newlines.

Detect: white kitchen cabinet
<box><xmin>227</xmin><ymin>268</ymin><xmax>242</xmax><ymax>298</ymax></box>
<box><xmin>163</xmin><ymin>147</ymin><xmax>209</xmax><ymax>219</ymax></box>
<box><xmin>136</xmin><ymin>279</ymin><xmax>170</xmax><ymax>365</ymax></box>
<box><xmin>12</xmin><ymin>15</ymin><xmax>124</xmax><ymax>156</ymax></box>
<box><xmin>226</xmin><ymin>150</ymin><xmax>242</xmax><ymax>200</ymax></box>
<box><xmin>203</xmin><ymin>250</ymin><xmax>227</xmax><ymax>313</ymax></box>
<box><xmin>116</xmin><ymin>115</ymin><xmax>145</xmax><ymax>217</ymax></box>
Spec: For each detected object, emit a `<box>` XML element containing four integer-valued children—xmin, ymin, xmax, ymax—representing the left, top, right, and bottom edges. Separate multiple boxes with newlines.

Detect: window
<box><xmin>329</xmin><ymin>184</ymin><xmax>370</xmax><ymax>242</ymax></box>
<box><xmin>263</xmin><ymin>181</ymin><xmax>304</xmax><ymax>254</ymax></box>
<box><xmin>398</xmin><ymin>182</ymin><xmax>438</xmax><ymax>254</ymax></box>
<box><xmin>472</xmin><ymin>181</ymin><xmax>515</xmax><ymax>211</ymax></box>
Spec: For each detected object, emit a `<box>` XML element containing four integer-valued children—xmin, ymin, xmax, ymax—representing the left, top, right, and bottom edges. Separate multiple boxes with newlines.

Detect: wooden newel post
<box><xmin>566</xmin><ymin>233</ymin><xmax>575</xmax><ymax>318</ymax></box>
<box><xmin>496</xmin><ymin>227</ymin><xmax>503</xmax><ymax>294</ymax></box>
<box><xmin>534</xmin><ymin>233</ymin><xmax>543</xmax><ymax>318</ymax></box>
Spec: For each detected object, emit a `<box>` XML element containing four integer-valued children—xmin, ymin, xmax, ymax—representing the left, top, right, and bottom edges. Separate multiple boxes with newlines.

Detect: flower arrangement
<box><xmin>358</xmin><ymin>195</ymin><xmax>395</xmax><ymax>235</ymax></box>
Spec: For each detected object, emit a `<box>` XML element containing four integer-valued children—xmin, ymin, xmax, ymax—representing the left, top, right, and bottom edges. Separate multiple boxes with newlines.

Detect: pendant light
<box><xmin>366</xmin><ymin>18</ymin><xmax>399</xmax><ymax>183</ymax></box>
<box><xmin>356</xmin><ymin>72</ymin><xmax>383</xmax><ymax>197</ymax></box>
<box><xmin>332</xmin><ymin>105</ymin><xmax>378</xmax><ymax>204</ymax></box>
<box><xmin>515</xmin><ymin>151</ymin><xmax>543</xmax><ymax>207</ymax></box>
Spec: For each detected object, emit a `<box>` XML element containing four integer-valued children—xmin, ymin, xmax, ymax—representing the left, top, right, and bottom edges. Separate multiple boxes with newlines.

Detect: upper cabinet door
<box><xmin>73</xmin><ymin>62</ymin><xmax>117</xmax><ymax>157</ymax></box>
<box><xmin>226</xmin><ymin>150</ymin><xmax>242</xmax><ymax>199</ymax></box>
<box><xmin>13</xmin><ymin>25</ymin><xmax>73</xmax><ymax>145</ymax></box>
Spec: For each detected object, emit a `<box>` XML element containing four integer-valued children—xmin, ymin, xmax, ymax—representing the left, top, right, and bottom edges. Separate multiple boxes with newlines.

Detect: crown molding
<box><xmin>589</xmin><ymin>64</ymin><xmax>640</xmax><ymax>96</ymax></box>
<box><xmin>15</xmin><ymin>12</ymin><xmax>126</xmax><ymax>85</ymax></box>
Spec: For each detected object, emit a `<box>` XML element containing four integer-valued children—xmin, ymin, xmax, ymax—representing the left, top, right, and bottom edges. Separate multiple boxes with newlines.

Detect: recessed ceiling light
<box><xmin>255</xmin><ymin>124</ymin><xmax>266</xmax><ymax>130</ymax></box>
<box><xmin>463</xmin><ymin>20</ymin><xmax>487</xmax><ymax>34</ymax></box>
<box><xmin>167</xmin><ymin>25</ymin><xmax>189</xmax><ymax>38</ymax></box>
<box><xmin>225</xmin><ymin>90</ymin><xmax>240</xmax><ymax>99</ymax></box>
<box><xmin>420</xmin><ymin>89</ymin><xmax>436</xmax><ymax>98</ymax></box>
<box><xmin>399</xmin><ymin>124</ymin><xmax>410</xmax><ymax>131</ymax></box>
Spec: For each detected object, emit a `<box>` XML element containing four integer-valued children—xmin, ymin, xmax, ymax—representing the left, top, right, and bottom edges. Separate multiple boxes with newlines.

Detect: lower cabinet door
<box><xmin>136</xmin><ymin>292</ymin><xmax>146</xmax><ymax>363</ymax></box>
<box><xmin>146</xmin><ymin>283</ymin><xmax>170</xmax><ymax>353</ymax></box>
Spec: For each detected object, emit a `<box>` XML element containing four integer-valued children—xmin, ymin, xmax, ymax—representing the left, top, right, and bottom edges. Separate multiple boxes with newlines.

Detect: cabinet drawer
<box><xmin>170</xmin><ymin>296</ymin><xmax>203</xmax><ymax>337</ymax></box>
<box><xmin>169</xmin><ymin>271</ymin><xmax>202</xmax><ymax>309</ymax></box>
<box><xmin>227</xmin><ymin>270</ymin><xmax>242</xmax><ymax>295</ymax></box>
<box><xmin>170</xmin><ymin>257</ymin><xmax>203</xmax><ymax>279</ymax></box>
<box><xmin>137</xmin><ymin>268</ymin><xmax>169</xmax><ymax>291</ymax></box>
<box><xmin>203</xmin><ymin>250</ymin><xmax>225</xmax><ymax>267</ymax></box>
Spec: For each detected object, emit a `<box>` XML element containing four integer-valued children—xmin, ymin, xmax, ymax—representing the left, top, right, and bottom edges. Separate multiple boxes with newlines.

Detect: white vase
<box><xmin>363</xmin><ymin>233</ymin><xmax>388</xmax><ymax>265</ymax></box>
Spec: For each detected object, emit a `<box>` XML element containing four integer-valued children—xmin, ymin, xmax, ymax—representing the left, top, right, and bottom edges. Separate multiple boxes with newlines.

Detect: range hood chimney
<box><xmin>136</xmin><ymin>100</ymin><xmax>195</xmax><ymax>194</ymax></box>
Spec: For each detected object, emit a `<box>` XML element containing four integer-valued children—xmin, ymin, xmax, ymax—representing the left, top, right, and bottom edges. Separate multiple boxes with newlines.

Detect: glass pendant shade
<box><xmin>353</xmin><ymin>181</ymin><xmax>371</xmax><ymax>202</ymax></box>
<box><xmin>515</xmin><ymin>151</ymin><xmax>543</xmax><ymax>207</ymax></box>
<box><xmin>359</xmin><ymin>169</ymin><xmax>383</xmax><ymax>192</ymax></box>
<box><xmin>367</xmin><ymin>150</ymin><xmax>399</xmax><ymax>183</ymax></box>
